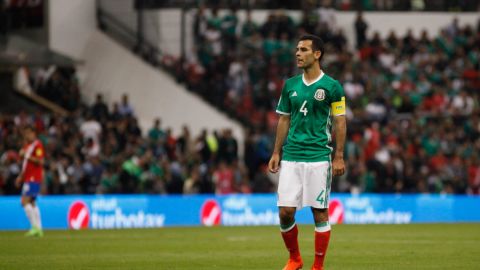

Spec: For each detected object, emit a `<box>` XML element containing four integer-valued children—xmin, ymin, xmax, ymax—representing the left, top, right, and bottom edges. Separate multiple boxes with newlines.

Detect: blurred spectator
<box><xmin>204</xmin><ymin>22</ymin><xmax>223</xmax><ymax>57</ymax></box>
<box><xmin>221</xmin><ymin>7</ymin><xmax>238</xmax><ymax>50</ymax></box>
<box><xmin>217</xmin><ymin>128</ymin><xmax>238</xmax><ymax>164</ymax></box>
<box><xmin>354</xmin><ymin>11</ymin><xmax>368</xmax><ymax>49</ymax></box>
<box><xmin>80</xmin><ymin>113</ymin><xmax>102</xmax><ymax>143</ymax></box>
<box><xmin>317</xmin><ymin>0</ymin><xmax>337</xmax><ymax>31</ymax></box>
<box><xmin>91</xmin><ymin>94</ymin><xmax>109</xmax><ymax>122</ymax></box>
<box><xmin>118</xmin><ymin>94</ymin><xmax>135</xmax><ymax>117</ymax></box>
<box><xmin>193</xmin><ymin>5</ymin><xmax>207</xmax><ymax>43</ymax></box>
<box><xmin>241</xmin><ymin>10</ymin><xmax>258</xmax><ymax>38</ymax></box>
<box><xmin>81</xmin><ymin>138</ymin><xmax>100</xmax><ymax>158</ymax></box>
<box><xmin>177</xmin><ymin>125</ymin><xmax>193</xmax><ymax>157</ymax></box>
<box><xmin>183</xmin><ymin>166</ymin><xmax>201</xmax><ymax>194</ymax></box>
<box><xmin>148</xmin><ymin>118</ymin><xmax>165</xmax><ymax>143</ymax></box>
<box><xmin>213</xmin><ymin>161</ymin><xmax>235</xmax><ymax>194</ymax></box>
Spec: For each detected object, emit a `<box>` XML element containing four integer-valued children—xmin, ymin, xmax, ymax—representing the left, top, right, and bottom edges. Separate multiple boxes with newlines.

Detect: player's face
<box><xmin>24</xmin><ymin>129</ymin><xmax>35</xmax><ymax>142</ymax></box>
<box><xmin>296</xmin><ymin>40</ymin><xmax>321</xmax><ymax>69</ymax></box>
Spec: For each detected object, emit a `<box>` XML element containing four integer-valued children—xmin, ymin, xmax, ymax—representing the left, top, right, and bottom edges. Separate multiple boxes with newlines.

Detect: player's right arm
<box><xmin>268</xmin><ymin>115</ymin><xmax>290</xmax><ymax>173</ymax></box>
<box><xmin>16</xmin><ymin>147</ymin><xmax>25</xmax><ymax>188</ymax></box>
<box><xmin>269</xmin><ymin>79</ymin><xmax>292</xmax><ymax>173</ymax></box>
<box><xmin>15</xmin><ymin>172</ymin><xmax>24</xmax><ymax>188</ymax></box>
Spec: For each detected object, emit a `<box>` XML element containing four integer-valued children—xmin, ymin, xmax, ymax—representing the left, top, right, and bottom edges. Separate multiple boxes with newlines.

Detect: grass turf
<box><xmin>0</xmin><ymin>224</ymin><xmax>479</xmax><ymax>269</ymax></box>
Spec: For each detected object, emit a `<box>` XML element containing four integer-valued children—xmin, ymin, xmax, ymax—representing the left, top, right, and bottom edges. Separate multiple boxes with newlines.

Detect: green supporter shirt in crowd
<box><xmin>276</xmin><ymin>72</ymin><xmax>346</xmax><ymax>162</ymax></box>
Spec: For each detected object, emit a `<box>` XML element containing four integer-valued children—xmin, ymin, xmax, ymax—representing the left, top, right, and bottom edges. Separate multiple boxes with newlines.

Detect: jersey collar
<box><xmin>302</xmin><ymin>70</ymin><xmax>324</xmax><ymax>86</ymax></box>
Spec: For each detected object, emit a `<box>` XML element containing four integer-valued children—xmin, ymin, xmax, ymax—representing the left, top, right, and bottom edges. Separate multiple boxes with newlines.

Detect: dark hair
<box><xmin>24</xmin><ymin>125</ymin><xmax>36</xmax><ymax>133</ymax></box>
<box><xmin>299</xmin><ymin>34</ymin><xmax>325</xmax><ymax>62</ymax></box>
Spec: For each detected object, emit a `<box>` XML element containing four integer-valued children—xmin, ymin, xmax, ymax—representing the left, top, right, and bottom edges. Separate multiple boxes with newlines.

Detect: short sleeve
<box><xmin>331</xmin><ymin>80</ymin><xmax>346</xmax><ymax>116</ymax></box>
<box><xmin>331</xmin><ymin>80</ymin><xmax>345</xmax><ymax>102</ymax></box>
<box><xmin>276</xmin><ymin>82</ymin><xmax>291</xmax><ymax>115</ymax></box>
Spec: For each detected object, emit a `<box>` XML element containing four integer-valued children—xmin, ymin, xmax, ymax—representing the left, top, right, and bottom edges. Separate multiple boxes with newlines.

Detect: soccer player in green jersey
<box><xmin>268</xmin><ymin>34</ymin><xmax>347</xmax><ymax>270</ymax></box>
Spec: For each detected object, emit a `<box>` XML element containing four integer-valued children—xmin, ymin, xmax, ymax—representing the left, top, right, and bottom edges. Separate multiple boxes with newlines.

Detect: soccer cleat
<box><xmin>310</xmin><ymin>266</ymin><xmax>323</xmax><ymax>270</ymax></box>
<box><xmin>282</xmin><ymin>258</ymin><xmax>303</xmax><ymax>270</ymax></box>
<box><xmin>24</xmin><ymin>229</ymin><xmax>37</xmax><ymax>237</ymax></box>
<box><xmin>35</xmin><ymin>228</ymin><xmax>44</xmax><ymax>237</ymax></box>
<box><xmin>24</xmin><ymin>227</ymin><xmax>44</xmax><ymax>237</ymax></box>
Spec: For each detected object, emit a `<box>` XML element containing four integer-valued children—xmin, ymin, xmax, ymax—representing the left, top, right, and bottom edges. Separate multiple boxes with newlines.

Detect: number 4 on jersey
<box><xmin>300</xmin><ymin>100</ymin><xmax>308</xmax><ymax>116</ymax></box>
<box><xmin>316</xmin><ymin>190</ymin><xmax>325</xmax><ymax>204</ymax></box>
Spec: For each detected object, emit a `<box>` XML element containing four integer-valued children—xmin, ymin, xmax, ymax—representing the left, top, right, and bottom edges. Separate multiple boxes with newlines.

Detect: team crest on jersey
<box><xmin>314</xmin><ymin>89</ymin><xmax>326</xmax><ymax>101</ymax></box>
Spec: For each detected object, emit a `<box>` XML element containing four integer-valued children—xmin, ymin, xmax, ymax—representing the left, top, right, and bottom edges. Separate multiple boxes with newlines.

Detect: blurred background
<box><xmin>0</xmin><ymin>0</ymin><xmax>479</xmax><ymax>200</ymax></box>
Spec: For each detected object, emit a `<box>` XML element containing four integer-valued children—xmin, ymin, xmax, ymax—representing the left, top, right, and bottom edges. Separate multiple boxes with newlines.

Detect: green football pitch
<box><xmin>1</xmin><ymin>224</ymin><xmax>479</xmax><ymax>269</ymax></box>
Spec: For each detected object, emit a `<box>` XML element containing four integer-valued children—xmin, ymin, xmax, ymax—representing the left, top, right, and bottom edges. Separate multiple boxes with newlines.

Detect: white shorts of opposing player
<box><xmin>277</xmin><ymin>160</ymin><xmax>331</xmax><ymax>209</ymax></box>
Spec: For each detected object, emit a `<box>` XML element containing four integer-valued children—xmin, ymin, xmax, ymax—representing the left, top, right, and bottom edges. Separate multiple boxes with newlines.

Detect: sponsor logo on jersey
<box><xmin>291</xmin><ymin>91</ymin><xmax>298</xmax><ymax>97</ymax></box>
<box><xmin>68</xmin><ymin>201</ymin><xmax>90</xmax><ymax>230</ymax></box>
<box><xmin>314</xmin><ymin>89</ymin><xmax>325</xmax><ymax>101</ymax></box>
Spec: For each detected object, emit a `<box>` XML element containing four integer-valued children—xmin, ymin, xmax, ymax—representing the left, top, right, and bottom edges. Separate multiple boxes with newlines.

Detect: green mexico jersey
<box><xmin>276</xmin><ymin>72</ymin><xmax>346</xmax><ymax>162</ymax></box>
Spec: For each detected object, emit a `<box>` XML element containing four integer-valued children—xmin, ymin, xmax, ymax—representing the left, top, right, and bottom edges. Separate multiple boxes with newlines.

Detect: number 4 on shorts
<box><xmin>316</xmin><ymin>190</ymin><xmax>325</xmax><ymax>204</ymax></box>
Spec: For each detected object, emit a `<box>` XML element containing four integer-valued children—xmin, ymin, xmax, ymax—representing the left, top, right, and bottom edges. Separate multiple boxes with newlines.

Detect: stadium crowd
<box><xmin>161</xmin><ymin>0</ymin><xmax>478</xmax><ymax>12</ymax></box>
<box><xmin>1</xmin><ymin>6</ymin><xmax>480</xmax><ymax>196</ymax></box>
<box><xmin>0</xmin><ymin>93</ymin><xmax>276</xmax><ymax>196</ymax></box>
<box><xmin>182</xmin><ymin>7</ymin><xmax>480</xmax><ymax>194</ymax></box>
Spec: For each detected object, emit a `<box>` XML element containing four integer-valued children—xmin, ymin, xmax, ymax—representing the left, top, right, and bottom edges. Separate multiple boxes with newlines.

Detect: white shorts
<box><xmin>277</xmin><ymin>160</ymin><xmax>332</xmax><ymax>209</ymax></box>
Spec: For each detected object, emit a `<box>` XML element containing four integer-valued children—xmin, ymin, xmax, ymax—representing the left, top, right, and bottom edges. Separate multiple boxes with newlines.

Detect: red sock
<box><xmin>314</xmin><ymin>228</ymin><xmax>331</xmax><ymax>268</ymax></box>
<box><xmin>281</xmin><ymin>224</ymin><xmax>301</xmax><ymax>260</ymax></box>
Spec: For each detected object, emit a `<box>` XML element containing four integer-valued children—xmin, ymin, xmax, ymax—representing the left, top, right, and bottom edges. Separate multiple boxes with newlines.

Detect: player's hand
<box><xmin>332</xmin><ymin>157</ymin><xmax>345</xmax><ymax>176</ymax></box>
<box><xmin>268</xmin><ymin>153</ymin><xmax>280</xmax><ymax>173</ymax></box>
<box><xmin>15</xmin><ymin>176</ymin><xmax>22</xmax><ymax>188</ymax></box>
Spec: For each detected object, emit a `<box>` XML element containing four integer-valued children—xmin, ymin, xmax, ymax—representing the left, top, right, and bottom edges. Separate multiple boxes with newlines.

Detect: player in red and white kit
<box><xmin>15</xmin><ymin>126</ymin><xmax>45</xmax><ymax>237</ymax></box>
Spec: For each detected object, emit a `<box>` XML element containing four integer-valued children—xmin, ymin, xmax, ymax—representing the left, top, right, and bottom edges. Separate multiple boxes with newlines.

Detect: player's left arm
<box><xmin>332</xmin><ymin>114</ymin><xmax>346</xmax><ymax>176</ymax></box>
<box><xmin>331</xmin><ymin>81</ymin><xmax>347</xmax><ymax>176</ymax></box>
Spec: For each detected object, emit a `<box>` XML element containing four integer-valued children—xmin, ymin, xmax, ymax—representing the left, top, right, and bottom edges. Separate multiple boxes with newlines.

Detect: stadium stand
<box><xmin>1</xmin><ymin>1</ymin><xmax>479</xmax><ymax>196</ymax></box>
<box><xmin>174</xmin><ymin>7</ymin><xmax>480</xmax><ymax>194</ymax></box>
